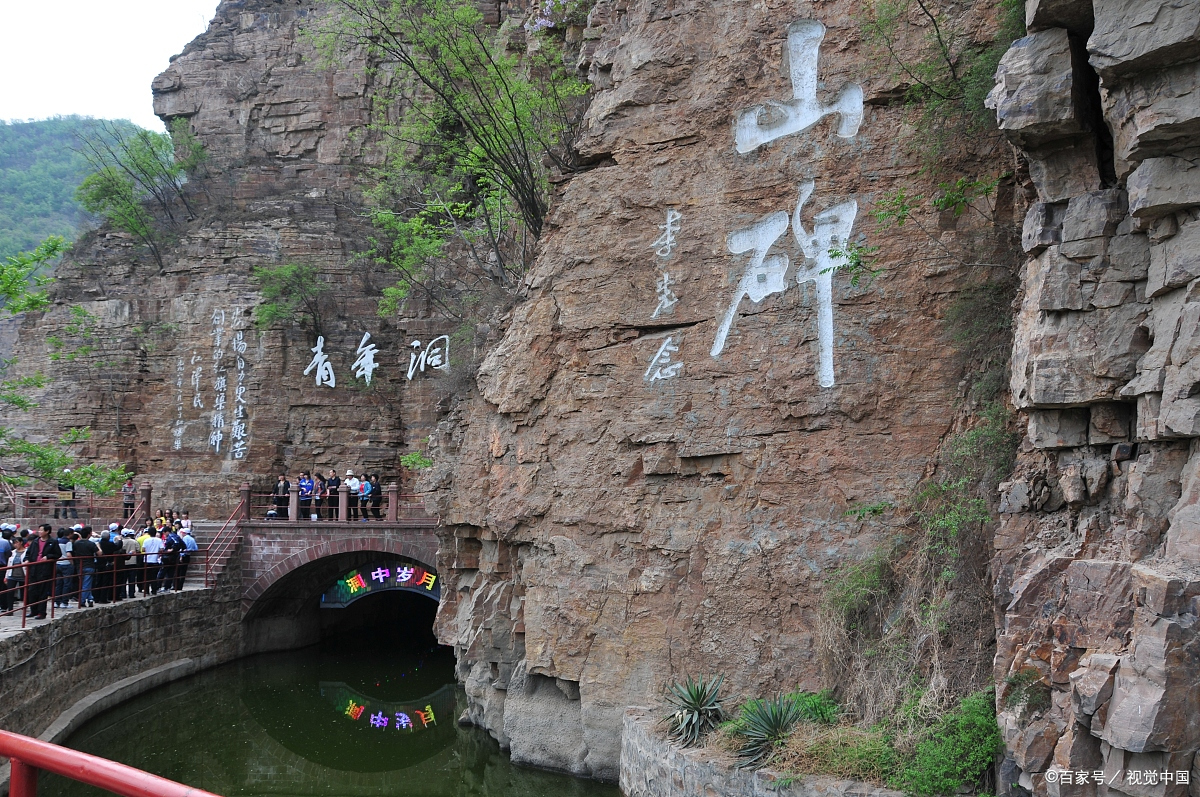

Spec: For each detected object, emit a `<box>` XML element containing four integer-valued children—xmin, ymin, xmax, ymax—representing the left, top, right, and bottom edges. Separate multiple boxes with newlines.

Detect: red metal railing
<box><xmin>11</xmin><ymin>490</ymin><xmax>136</xmax><ymax>522</ymax></box>
<box><xmin>1</xmin><ymin>546</ymin><xmax>209</xmax><ymax>628</ymax></box>
<box><xmin>1</xmin><ymin>728</ymin><xmax>222</xmax><ymax>797</ymax></box>
<box><xmin>203</xmin><ymin>500</ymin><xmax>245</xmax><ymax>587</ymax></box>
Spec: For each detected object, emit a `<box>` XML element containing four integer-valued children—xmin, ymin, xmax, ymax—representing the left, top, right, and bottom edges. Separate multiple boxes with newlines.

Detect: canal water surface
<box><xmin>45</xmin><ymin>635</ymin><xmax>620</xmax><ymax>797</ymax></box>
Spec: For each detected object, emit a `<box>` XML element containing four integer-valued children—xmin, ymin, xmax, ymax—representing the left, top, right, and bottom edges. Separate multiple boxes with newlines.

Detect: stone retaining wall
<box><xmin>0</xmin><ymin>586</ymin><xmax>243</xmax><ymax>740</ymax></box>
<box><xmin>620</xmin><ymin>708</ymin><xmax>905</xmax><ymax>797</ymax></box>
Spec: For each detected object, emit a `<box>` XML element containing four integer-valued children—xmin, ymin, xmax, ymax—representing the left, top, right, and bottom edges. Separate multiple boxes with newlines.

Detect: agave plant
<box><xmin>663</xmin><ymin>674</ymin><xmax>725</xmax><ymax>747</ymax></box>
<box><xmin>736</xmin><ymin>695</ymin><xmax>804</xmax><ymax>769</ymax></box>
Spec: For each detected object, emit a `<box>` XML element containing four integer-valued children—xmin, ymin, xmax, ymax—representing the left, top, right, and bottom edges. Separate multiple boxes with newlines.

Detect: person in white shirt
<box><xmin>141</xmin><ymin>529</ymin><xmax>165</xmax><ymax>594</ymax></box>
<box><xmin>343</xmin><ymin>470</ymin><xmax>361</xmax><ymax>521</ymax></box>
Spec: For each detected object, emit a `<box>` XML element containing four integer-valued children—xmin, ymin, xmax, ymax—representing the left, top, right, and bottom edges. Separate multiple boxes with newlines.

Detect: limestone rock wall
<box><xmin>427</xmin><ymin>0</ymin><xmax>1018</xmax><ymax>782</ymax></box>
<box><xmin>988</xmin><ymin>2</ymin><xmax>1200</xmax><ymax>795</ymax></box>
<box><xmin>1</xmin><ymin>0</ymin><xmax>452</xmax><ymax>516</ymax></box>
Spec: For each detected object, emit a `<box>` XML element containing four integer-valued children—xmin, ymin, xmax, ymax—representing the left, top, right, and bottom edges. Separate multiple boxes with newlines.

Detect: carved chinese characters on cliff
<box><xmin>707</xmin><ymin>20</ymin><xmax>863</xmax><ymax>389</ymax></box>
<box><xmin>172</xmin><ymin>308</ymin><xmax>255</xmax><ymax>459</ymax></box>
<box><xmin>298</xmin><ymin>333</ymin><xmax>450</xmax><ymax>385</ymax></box>
<box><xmin>645</xmin><ymin>210</ymin><xmax>684</xmax><ymax>383</ymax></box>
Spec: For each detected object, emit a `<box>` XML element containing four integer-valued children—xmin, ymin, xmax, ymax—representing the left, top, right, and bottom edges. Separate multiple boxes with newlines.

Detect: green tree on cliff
<box><xmin>75</xmin><ymin>119</ymin><xmax>205</xmax><ymax>271</ymax></box>
<box><xmin>314</xmin><ymin>0</ymin><xmax>589</xmax><ymax>317</ymax></box>
<box><xmin>0</xmin><ymin>237</ymin><xmax>128</xmax><ymax>501</ymax></box>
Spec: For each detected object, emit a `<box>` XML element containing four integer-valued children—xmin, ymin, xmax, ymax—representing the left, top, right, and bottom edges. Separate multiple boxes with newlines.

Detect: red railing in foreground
<box><xmin>0</xmin><ymin>728</ymin><xmax>222</xmax><ymax>797</ymax></box>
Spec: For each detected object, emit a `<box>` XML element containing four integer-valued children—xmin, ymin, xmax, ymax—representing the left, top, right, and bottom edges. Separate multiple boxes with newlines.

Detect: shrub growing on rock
<box><xmin>663</xmin><ymin>675</ymin><xmax>725</xmax><ymax>748</ymax></box>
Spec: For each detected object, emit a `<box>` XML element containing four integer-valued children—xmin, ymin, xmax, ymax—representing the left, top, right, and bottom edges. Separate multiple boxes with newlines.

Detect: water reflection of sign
<box><xmin>320</xmin><ymin>560</ymin><xmax>441</xmax><ymax>608</ymax></box>
<box><xmin>320</xmin><ymin>683</ymin><xmax>456</xmax><ymax>736</ymax></box>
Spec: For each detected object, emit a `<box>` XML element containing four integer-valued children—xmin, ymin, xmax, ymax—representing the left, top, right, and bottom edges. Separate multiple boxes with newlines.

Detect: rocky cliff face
<box><xmin>2</xmin><ymin>0</ymin><xmax>453</xmax><ymax>513</ymax></box>
<box><xmin>425</xmin><ymin>0</ymin><xmax>1017</xmax><ymax>782</ymax></box>
<box><xmin>987</xmin><ymin>2</ymin><xmax>1200</xmax><ymax>795</ymax></box>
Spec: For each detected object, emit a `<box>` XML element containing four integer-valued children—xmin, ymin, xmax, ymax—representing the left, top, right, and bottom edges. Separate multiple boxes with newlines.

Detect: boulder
<box><xmin>1026</xmin><ymin>137</ymin><xmax>1103</xmax><ymax>202</ymax></box>
<box><xmin>1088</xmin><ymin>0</ymin><xmax>1200</xmax><ymax>79</ymax></box>
<box><xmin>1090</xmin><ymin>402</ymin><xmax>1132</xmax><ymax>443</ymax></box>
<box><xmin>1023</xmin><ymin>202</ymin><xmax>1067</xmax><ymax>254</ymax></box>
<box><xmin>1147</xmin><ymin>216</ymin><xmax>1200</xmax><ymax>296</ymax></box>
<box><xmin>1028</xmin><ymin>410</ymin><xmax>1090</xmax><ymax>449</ymax></box>
<box><xmin>987</xmin><ymin>29</ymin><xmax>1092</xmax><ymax>148</ymax></box>
<box><xmin>1026</xmin><ymin>0</ymin><xmax>1094</xmax><ymax>35</ymax></box>
<box><xmin>1060</xmin><ymin>190</ymin><xmax>1128</xmax><ymax>260</ymax></box>
<box><xmin>1128</xmin><ymin>155</ymin><xmax>1200</xmax><ymax>219</ymax></box>
<box><xmin>1102</xmin><ymin>60</ymin><xmax>1200</xmax><ymax>176</ymax></box>
<box><xmin>1104</xmin><ymin>232</ymin><xmax>1151</xmax><ymax>283</ymax></box>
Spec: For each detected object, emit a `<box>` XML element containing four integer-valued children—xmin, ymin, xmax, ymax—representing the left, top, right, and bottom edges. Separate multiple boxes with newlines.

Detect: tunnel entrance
<box><xmin>319</xmin><ymin>589</ymin><xmax>440</xmax><ymax>644</ymax></box>
<box><xmin>242</xmin><ymin>550</ymin><xmax>443</xmax><ymax>655</ymax></box>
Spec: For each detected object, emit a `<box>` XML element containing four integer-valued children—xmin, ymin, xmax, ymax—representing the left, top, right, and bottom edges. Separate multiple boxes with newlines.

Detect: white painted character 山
<box><xmin>645</xmin><ymin>335</ymin><xmax>683</xmax><ymax>383</ymax></box>
<box><xmin>304</xmin><ymin>336</ymin><xmax>337</xmax><ymax>388</ymax></box>
<box><xmin>407</xmin><ymin>335</ymin><xmax>450</xmax><ymax>380</ymax></box>
<box><xmin>734</xmin><ymin>20</ymin><xmax>863</xmax><ymax>154</ymax></box>
<box><xmin>711</xmin><ymin>211</ymin><xmax>791</xmax><ymax>358</ymax></box>
<box><xmin>792</xmin><ymin>180</ymin><xmax>857</xmax><ymax>389</ymax></box>
<box><xmin>352</xmin><ymin>332</ymin><xmax>380</xmax><ymax>386</ymax></box>
<box><xmin>652</xmin><ymin>209</ymin><xmax>682</xmax><ymax>258</ymax></box>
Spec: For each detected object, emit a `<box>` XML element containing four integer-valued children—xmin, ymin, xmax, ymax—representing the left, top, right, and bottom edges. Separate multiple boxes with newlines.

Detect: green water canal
<box><xmin>44</xmin><ymin>619</ymin><xmax>619</xmax><ymax>797</ymax></box>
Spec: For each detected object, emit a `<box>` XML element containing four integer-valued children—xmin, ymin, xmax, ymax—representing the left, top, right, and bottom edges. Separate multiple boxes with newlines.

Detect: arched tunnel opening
<box><xmin>242</xmin><ymin>550</ymin><xmax>445</xmax><ymax>656</ymax></box>
<box><xmin>319</xmin><ymin>589</ymin><xmax>439</xmax><ymax>645</ymax></box>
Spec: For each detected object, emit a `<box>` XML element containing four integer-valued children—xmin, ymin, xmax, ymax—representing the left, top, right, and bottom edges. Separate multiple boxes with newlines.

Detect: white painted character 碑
<box><xmin>792</xmin><ymin>181</ymin><xmax>857</xmax><ymax>389</ymax></box>
<box><xmin>304</xmin><ymin>336</ymin><xmax>337</xmax><ymax>388</ymax></box>
<box><xmin>352</xmin><ymin>332</ymin><xmax>380</xmax><ymax>386</ymax></box>
<box><xmin>734</xmin><ymin>20</ymin><xmax>863</xmax><ymax>154</ymax></box>
<box><xmin>711</xmin><ymin>211</ymin><xmax>791</xmax><ymax>358</ymax></box>
<box><xmin>645</xmin><ymin>335</ymin><xmax>684</xmax><ymax>383</ymax></box>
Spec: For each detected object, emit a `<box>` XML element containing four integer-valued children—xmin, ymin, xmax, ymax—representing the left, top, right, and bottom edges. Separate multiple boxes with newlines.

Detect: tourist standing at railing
<box><xmin>136</xmin><ymin>524</ymin><xmax>152</xmax><ymax>595</ymax></box>
<box><xmin>344</xmin><ymin>471</ymin><xmax>360</xmax><ymax>521</ymax></box>
<box><xmin>97</xmin><ymin>525</ymin><xmax>122</xmax><ymax>604</ymax></box>
<box><xmin>314</xmin><ymin>472</ymin><xmax>328</xmax><ymax>521</ymax></box>
<box><xmin>26</xmin><ymin>525</ymin><xmax>61</xmax><ymax>619</ymax></box>
<box><xmin>369</xmin><ymin>474</ymin><xmax>383</xmax><ymax>520</ymax></box>
<box><xmin>1</xmin><ymin>538</ymin><xmax>26</xmax><ymax>612</ymax></box>
<box><xmin>142</xmin><ymin>528</ymin><xmax>164</xmax><ymax>594</ymax></box>
<box><xmin>53</xmin><ymin>529</ymin><xmax>74</xmax><ymax>608</ymax></box>
<box><xmin>176</xmin><ymin>527</ymin><xmax>197</xmax><ymax>591</ymax></box>
<box><xmin>55</xmin><ymin>470</ymin><xmax>78</xmax><ymax>520</ymax></box>
<box><xmin>119</xmin><ymin>529</ymin><xmax>138</xmax><ymax>599</ymax></box>
<box><xmin>357</xmin><ymin>473</ymin><xmax>372</xmax><ymax>522</ymax></box>
<box><xmin>121</xmin><ymin>478</ymin><xmax>136</xmax><ymax>519</ymax></box>
<box><xmin>298</xmin><ymin>472</ymin><xmax>314</xmax><ymax>520</ymax></box>
<box><xmin>273</xmin><ymin>474</ymin><xmax>290</xmax><ymax>519</ymax></box>
<box><xmin>0</xmin><ymin>528</ymin><xmax>13</xmax><ymax>569</ymax></box>
<box><xmin>326</xmin><ymin>469</ymin><xmax>341</xmax><ymax>520</ymax></box>
<box><xmin>72</xmin><ymin>530</ymin><xmax>98</xmax><ymax>608</ymax></box>
<box><xmin>161</xmin><ymin>524</ymin><xmax>183</xmax><ymax>592</ymax></box>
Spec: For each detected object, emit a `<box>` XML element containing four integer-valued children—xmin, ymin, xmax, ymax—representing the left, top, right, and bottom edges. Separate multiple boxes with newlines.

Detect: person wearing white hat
<box><xmin>343</xmin><ymin>471</ymin><xmax>361</xmax><ymax>521</ymax></box>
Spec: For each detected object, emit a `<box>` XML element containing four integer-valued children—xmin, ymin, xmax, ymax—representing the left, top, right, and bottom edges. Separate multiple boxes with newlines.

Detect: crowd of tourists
<box><xmin>269</xmin><ymin>469</ymin><xmax>386</xmax><ymax>521</ymax></box>
<box><xmin>0</xmin><ymin>512</ymin><xmax>199</xmax><ymax>620</ymax></box>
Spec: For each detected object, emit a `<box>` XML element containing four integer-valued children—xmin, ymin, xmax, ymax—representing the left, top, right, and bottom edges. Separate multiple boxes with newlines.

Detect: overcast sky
<box><xmin>0</xmin><ymin>0</ymin><xmax>221</xmax><ymax>131</ymax></box>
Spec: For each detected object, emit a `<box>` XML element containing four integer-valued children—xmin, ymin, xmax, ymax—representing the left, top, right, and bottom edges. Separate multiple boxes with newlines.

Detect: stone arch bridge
<box><xmin>193</xmin><ymin>482</ymin><xmax>441</xmax><ymax>652</ymax></box>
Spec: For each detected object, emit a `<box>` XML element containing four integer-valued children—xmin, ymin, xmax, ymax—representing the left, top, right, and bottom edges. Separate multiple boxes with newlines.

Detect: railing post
<box><xmin>288</xmin><ymin>484</ymin><xmax>299</xmax><ymax>522</ymax></box>
<box><xmin>139</xmin><ymin>481</ymin><xmax>152</xmax><ymax>521</ymax></box>
<box><xmin>10</xmin><ymin>758</ymin><xmax>38</xmax><ymax>797</ymax></box>
<box><xmin>338</xmin><ymin>484</ymin><xmax>349</xmax><ymax>522</ymax></box>
<box><xmin>386</xmin><ymin>483</ymin><xmax>398</xmax><ymax>522</ymax></box>
<box><xmin>239</xmin><ymin>482</ymin><xmax>251</xmax><ymax>521</ymax></box>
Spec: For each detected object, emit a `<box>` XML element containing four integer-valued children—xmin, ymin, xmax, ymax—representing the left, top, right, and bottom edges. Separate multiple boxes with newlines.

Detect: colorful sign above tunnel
<box><xmin>320</xmin><ymin>560</ymin><xmax>440</xmax><ymax>608</ymax></box>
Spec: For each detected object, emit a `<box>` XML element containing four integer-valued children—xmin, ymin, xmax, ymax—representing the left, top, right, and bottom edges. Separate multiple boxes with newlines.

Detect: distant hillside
<box><xmin>0</xmin><ymin>116</ymin><xmax>140</xmax><ymax>261</ymax></box>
